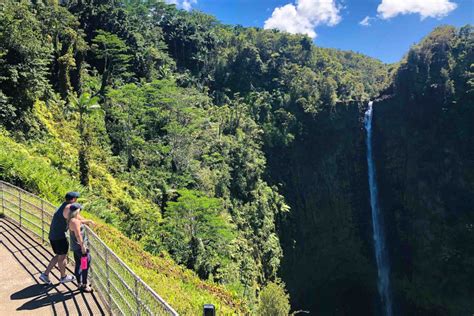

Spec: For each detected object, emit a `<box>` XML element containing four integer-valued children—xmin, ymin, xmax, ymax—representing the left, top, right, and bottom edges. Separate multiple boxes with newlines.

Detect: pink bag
<box><xmin>81</xmin><ymin>255</ymin><xmax>88</xmax><ymax>270</ymax></box>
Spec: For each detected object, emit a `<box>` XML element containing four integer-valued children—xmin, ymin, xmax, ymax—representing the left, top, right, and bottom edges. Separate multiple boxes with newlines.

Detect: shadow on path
<box><xmin>13</xmin><ymin>287</ymin><xmax>80</xmax><ymax>311</ymax></box>
<box><xmin>0</xmin><ymin>217</ymin><xmax>105</xmax><ymax>315</ymax></box>
<box><xmin>11</xmin><ymin>284</ymin><xmax>55</xmax><ymax>300</ymax></box>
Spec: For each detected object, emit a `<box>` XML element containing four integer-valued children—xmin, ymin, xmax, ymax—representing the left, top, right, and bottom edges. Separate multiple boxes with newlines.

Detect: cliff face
<box><xmin>267</xmin><ymin>102</ymin><xmax>378</xmax><ymax>314</ymax></box>
<box><xmin>272</xmin><ymin>97</ymin><xmax>473</xmax><ymax>315</ymax></box>
<box><xmin>373</xmin><ymin>94</ymin><xmax>474</xmax><ymax>315</ymax></box>
<box><xmin>371</xmin><ymin>25</ymin><xmax>474</xmax><ymax>315</ymax></box>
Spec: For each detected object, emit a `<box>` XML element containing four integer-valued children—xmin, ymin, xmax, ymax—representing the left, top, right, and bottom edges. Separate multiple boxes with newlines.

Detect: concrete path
<box><xmin>0</xmin><ymin>217</ymin><xmax>106</xmax><ymax>315</ymax></box>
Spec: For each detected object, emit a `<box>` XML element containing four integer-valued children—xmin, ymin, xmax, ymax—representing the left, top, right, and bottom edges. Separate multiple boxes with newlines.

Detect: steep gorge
<box><xmin>371</xmin><ymin>25</ymin><xmax>474</xmax><ymax>315</ymax></box>
<box><xmin>266</xmin><ymin>101</ymin><xmax>378</xmax><ymax>314</ymax></box>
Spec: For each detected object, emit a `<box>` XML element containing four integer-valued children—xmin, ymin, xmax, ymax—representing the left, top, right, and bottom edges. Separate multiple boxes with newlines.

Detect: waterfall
<box><xmin>365</xmin><ymin>101</ymin><xmax>393</xmax><ymax>316</ymax></box>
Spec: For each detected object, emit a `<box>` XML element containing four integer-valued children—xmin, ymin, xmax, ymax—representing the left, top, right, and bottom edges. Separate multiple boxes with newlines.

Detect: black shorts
<box><xmin>50</xmin><ymin>238</ymin><xmax>69</xmax><ymax>255</ymax></box>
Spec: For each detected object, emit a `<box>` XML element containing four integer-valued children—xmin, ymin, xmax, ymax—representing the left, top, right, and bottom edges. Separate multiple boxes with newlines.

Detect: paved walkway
<box><xmin>0</xmin><ymin>216</ymin><xmax>106</xmax><ymax>315</ymax></box>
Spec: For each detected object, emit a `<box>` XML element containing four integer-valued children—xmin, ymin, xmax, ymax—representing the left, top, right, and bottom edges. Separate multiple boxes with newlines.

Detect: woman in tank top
<box><xmin>68</xmin><ymin>203</ymin><xmax>93</xmax><ymax>293</ymax></box>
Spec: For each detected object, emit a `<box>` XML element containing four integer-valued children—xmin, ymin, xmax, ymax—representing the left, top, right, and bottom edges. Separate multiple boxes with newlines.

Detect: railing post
<box><xmin>41</xmin><ymin>200</ymin><xmax>45</xmax><ymax>244</ymax></box>
<box><xmin>135</xmin><ymin>277</ymin><xmax>140</xmax><ymax>315</ymax></box>
<box><xmin>18</xmin><ymin>190</ymin><xmax>22</xmax><ymax>227</ymax></box>
<box><xmin>1</xmin><ymin>182</ymin><xmax>4</xmax><ymax>214</ymax></box>
<box><xmin>105</xmin><ymin>244</ymin><xmax>112</xmax><ymax>314</ymax></box>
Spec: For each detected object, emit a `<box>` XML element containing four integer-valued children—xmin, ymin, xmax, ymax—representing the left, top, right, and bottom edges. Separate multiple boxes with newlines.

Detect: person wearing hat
<box><xmin>39</xmin><ymin>192</ymin><xmax>93</xmax><ymax>284</ymax></box>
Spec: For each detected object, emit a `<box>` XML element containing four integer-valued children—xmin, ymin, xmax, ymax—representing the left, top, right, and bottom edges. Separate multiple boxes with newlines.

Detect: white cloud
<box><xmin>359</xmin><ymin>16</ymin><xmax>372</xmax><ymax>26</ymax></box>
<box><xmin>264</xmin><ymin>0</ymin><xmax>342</xmax><ymax>39</ymax></box>
<box><xmin>377</xmin><ymin>0</ymin><xmax>457</xmax><ymax>19</ymax></box>
<box><xmin>182</xmin><ymin>0</ymin><xmax>197</xmax><ymax>11</ymax></box>
<box><xmin>165</xmin><ymin>0</ymin><xmax>197</xmax><ymax>11</ymax></box>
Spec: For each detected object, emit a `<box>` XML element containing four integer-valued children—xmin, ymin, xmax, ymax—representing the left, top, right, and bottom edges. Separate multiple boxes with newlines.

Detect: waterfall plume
<box><xmin>365</xmin><ymin>101</ymin><xmax>393</xmax><ymax>316</ymax></box>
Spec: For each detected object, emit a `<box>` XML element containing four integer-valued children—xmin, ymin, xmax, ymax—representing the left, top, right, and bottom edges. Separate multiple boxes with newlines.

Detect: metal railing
<box><xmin>0</xmin><ymin>180</ymin><xmax>178</xmax><ymax>316</ymax></box>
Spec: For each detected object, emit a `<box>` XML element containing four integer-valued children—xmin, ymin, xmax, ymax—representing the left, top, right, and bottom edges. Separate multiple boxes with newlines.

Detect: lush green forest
<box><xmin>0</xmin><ymin>0</ymin><xmax>472</xmax><ymax>314</ymax></box>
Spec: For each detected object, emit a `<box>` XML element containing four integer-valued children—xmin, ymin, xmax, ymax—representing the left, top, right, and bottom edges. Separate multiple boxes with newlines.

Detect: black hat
<box><xmin>65</xmin><ymin>191</ymin><xmax>80</xmax><ymax>200</ymax></box>
<box><xmin>70</xmin><ymin>203</ymin><xmax>82</xmax><ymax>212</ymax></box>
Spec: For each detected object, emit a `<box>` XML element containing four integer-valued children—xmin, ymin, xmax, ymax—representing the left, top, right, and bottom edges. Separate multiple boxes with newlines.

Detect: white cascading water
<box><xmin>365</xmin><ymin>101</ymin><xmax>393</xmax><ymax>316</ymax></box>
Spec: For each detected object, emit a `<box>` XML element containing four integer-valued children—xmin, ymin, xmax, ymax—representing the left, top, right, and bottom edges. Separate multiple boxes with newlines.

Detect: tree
<box><xmin>0</xmin><ymin>1</ymin><xmax>52</xmax><ymax>130</ymax></box>
<box><xmin>68</xmin><ymin>92</ymin><xmax>101</xmax><ymax>186</ymax></box>
<box><xmin>92</xmin><ymin>30</ymin><xmax>132</xmax><ymax>96</ymax></box>
<box><xmin>107</xmin><ymin>83</ymin><xmax>146</xmax><ymax>169</ymax></box>
<box><xmin>161</xmin><ymin>189</ymin><xmax>235</xmax><ymax>280</ymax></box>
<box><xmin>257</xmin><ymin>282</ymin><xmax>291</xmax><ymax>316</ymax></box>
<box><xmin>35</xmin><ymin>4</ymin><xmax>87</xmax><ymax>98</ymax></box>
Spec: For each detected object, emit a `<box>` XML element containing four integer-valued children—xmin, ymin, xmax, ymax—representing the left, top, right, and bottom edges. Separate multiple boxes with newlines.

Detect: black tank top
<box><xmin>48</xmin><ymin>202</ymin><xmax>68</xmax><ymax>240</ymax></box>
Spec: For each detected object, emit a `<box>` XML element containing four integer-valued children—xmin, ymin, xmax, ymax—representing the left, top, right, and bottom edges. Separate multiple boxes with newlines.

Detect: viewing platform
<box><xmin>0</xmin><ymin>181</ymin><xmax>178</xmax><ymax>315</ymax></box>
<box><xmin>0</xmin><ymin>216</ymin><xmax>105</xmax><ymax>315</ymax></box>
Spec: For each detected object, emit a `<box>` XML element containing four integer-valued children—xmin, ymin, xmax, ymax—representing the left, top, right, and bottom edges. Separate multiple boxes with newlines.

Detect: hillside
<box><xmin>269</xmin><ymin>25</ymin><xmax>473</xmax><ymax>315</ymax></box>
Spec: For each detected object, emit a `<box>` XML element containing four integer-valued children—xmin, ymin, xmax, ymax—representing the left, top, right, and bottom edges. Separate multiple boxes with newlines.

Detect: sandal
<box><xmin>80</xmin><ymin>284</ymin><xmax>94</xmax><ymax>293</ymax></box>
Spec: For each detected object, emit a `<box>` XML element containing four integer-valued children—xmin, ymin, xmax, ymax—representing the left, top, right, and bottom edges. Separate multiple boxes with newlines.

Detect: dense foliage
<box><xmin>257</xmin><ymin>281</ymin><xmax>291</xmax><ymax>316</ymax></box>
<box><xmin>0</xmin><ymin>130</ymin><xmax>245</xmax><ymax>314</ymax></box>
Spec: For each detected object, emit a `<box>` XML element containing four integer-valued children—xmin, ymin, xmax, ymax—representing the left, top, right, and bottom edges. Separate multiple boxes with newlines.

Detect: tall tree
<box><xmin>68</xmin><ymin>92</ymin><xmax>101</xmax><ymax>186</ymax></box>
<box><xmin>92</xmin><ymin>30</ymin><xmax>132</xmax><ymax>96</ymax></box>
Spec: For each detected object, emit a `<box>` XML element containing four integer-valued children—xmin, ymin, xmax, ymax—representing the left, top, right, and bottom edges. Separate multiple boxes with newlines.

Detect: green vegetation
<box><xmin>0</xmin><ymin>0</ymin><xmax>471</xmax><ymax>314</ymax></box>
<box><xmin>257</xmin><ymin>282</ymin><xmax>291</xmax><ymax>316</ymax></box>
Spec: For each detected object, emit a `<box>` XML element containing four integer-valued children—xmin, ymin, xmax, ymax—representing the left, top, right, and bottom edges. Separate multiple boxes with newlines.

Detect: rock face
<box><xmin>272</xmin><ymin>97</ymin><xmax>473</xmax><ymax>315</ymax></box>
<box><xmin>267</xmin><ymin>102</ymin><xmax>378</xmax><ymax>315</ymax></box>
<box><xmin>373</xmin><ymin>94</ymin><xmax>474</xmax><ymax>315</ymax></box>
<box><xmin>371</xmin><ymin>25</ymin><xmax>474</xmax><ymax>315</ymax></box>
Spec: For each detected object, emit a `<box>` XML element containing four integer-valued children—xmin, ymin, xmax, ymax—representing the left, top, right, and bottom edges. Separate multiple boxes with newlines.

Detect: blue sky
<box><xmin>172</xmin><ymin>0</ymin><xmax>473</xmax><ymax>64</ymax></box>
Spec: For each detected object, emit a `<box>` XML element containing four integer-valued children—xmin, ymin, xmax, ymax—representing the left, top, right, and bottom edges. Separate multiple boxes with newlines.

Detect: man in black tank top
<box><xmin>39</xmin><ymin>192</ymin><xmax>93</xmax><ymax>284</ymax></box>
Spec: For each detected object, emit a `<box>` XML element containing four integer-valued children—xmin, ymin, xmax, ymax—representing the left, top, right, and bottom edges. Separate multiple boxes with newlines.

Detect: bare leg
<box><xmin>57</xmin><ymin>254</ymin><xmax>67</xmax><ymax>278</ymax></box>
<box><xmin>44</xmin><ymin>255</ymin><xmax>59</xmax><ymax>276</ymax></box>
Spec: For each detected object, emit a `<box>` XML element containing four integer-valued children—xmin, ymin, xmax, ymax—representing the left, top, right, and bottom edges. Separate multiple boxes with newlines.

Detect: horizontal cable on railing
<box><xmin>5</xmin><ymin>186</ymin><xmax>57</xmax><ymax>212</ymax></box>
<box><xmin>90</xmin><ymin>243</ymin><xmax>152</xmax><ymax>315</ymax></box>
<box><xmin>90</xmin><ymin>259</ymin><xmax>132</xmax><ymax>314</ymax></box>
<box><xmin>91</xmin><ymin>265</ymin><xmax>126</xmax><ymax>315</ymax></box>
<box><xmin>88</xmin><ymin>241</ymin><xmax>144</xmax><ymax>315</ymax></box>
<box><xmin>3</xmin><ymin>197</ymin><xmax>20</xmax><ymax>209</ymax></box>
<box><xmin>4</xmin><ymin>203</ymin><xmax>43</xmax><ymax>221</ymax></box>
<box><xmin>16</xmin><ymin>215</ymin><xmax>43</xmax><ymax>231</ymax></box>
<box><xmin>2</xmin><ymin>199</ymin><xmax>51</xmax><ymax>233</ymax></box>
<box><xmin>16</xmin><ymin>197</ymin><xmax>45</xmax><ymax>212</ymax></box>
<box><xmin>84</xmin><ymin>226</ymin><xmax>178</xmax><ymax>313</ymax></box>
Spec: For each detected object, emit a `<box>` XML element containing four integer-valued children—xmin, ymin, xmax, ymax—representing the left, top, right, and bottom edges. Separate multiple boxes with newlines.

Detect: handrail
<box><xmin>0</xmin><ymin>180</ymin><xmax>179</xmax><ymax>316</ymax></box>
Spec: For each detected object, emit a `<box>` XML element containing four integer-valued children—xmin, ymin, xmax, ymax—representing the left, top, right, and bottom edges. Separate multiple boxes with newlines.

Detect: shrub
<box><xmin>257</xmin><ymin>282</ymin><xmax>291</xmax><ymax>316</ymax></box>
